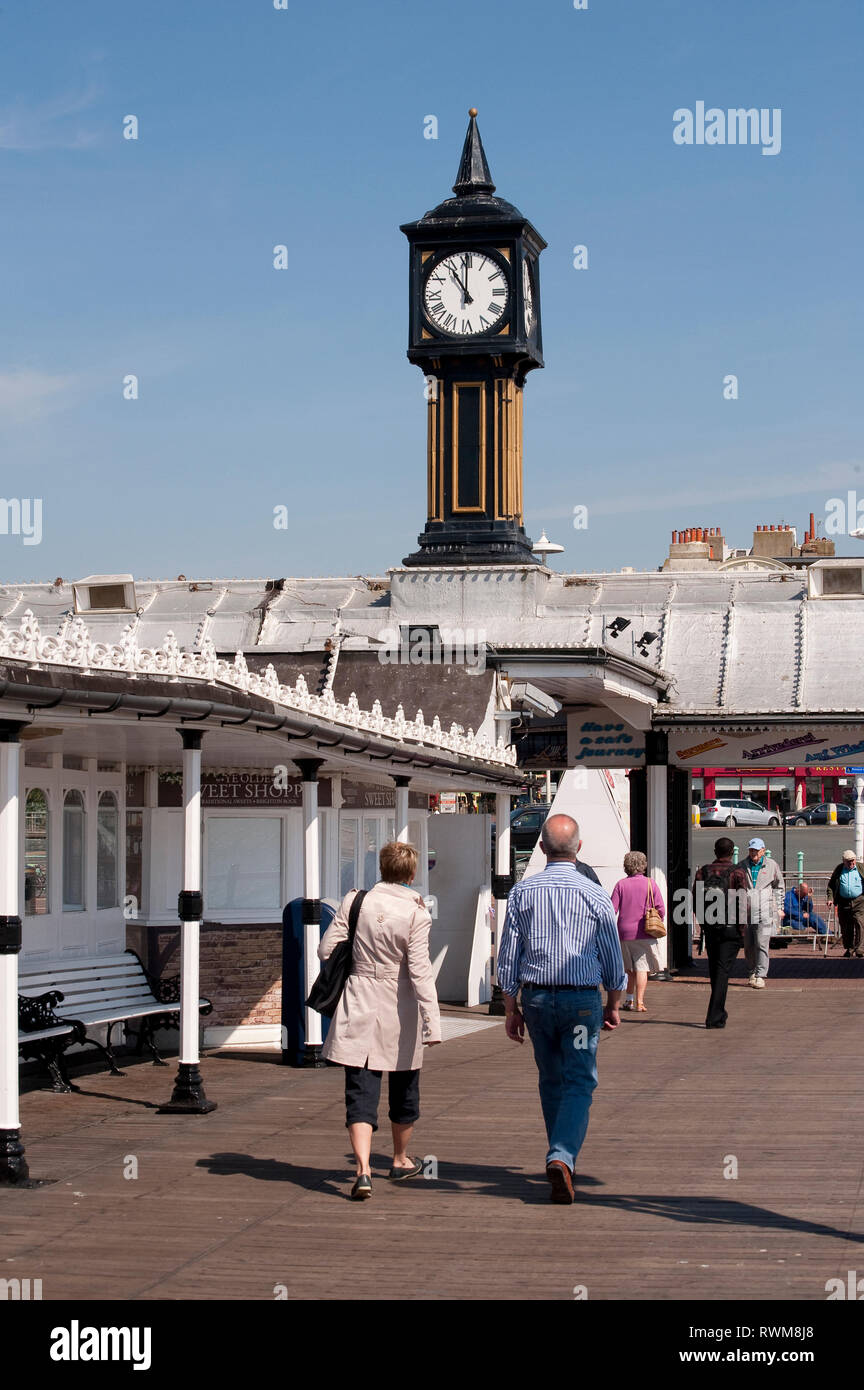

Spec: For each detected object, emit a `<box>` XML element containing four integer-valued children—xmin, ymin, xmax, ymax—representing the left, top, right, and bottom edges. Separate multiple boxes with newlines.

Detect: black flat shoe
<box><xmin>350</xmin><ymin>1174</ymin><xmax>372</xmax><ymax>1200</ymax></box>
<box><xmin>388</xmin><ymin>1156</ymin><xmax>424</xmax><ymax>1181</ymax></box>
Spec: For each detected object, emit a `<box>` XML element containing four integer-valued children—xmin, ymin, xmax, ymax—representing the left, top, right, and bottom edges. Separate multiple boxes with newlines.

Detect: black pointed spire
<box><xmin>452</xmin><ymin>108</ymin><xmax>495</xmax><ymax>196</ymax></box>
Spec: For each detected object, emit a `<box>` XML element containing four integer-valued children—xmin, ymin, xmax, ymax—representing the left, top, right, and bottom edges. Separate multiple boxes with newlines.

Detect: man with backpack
<box><xmin>693</xmin><ymin>837</ymin><xmax>749</xmax><ymax>1029</ymax></box>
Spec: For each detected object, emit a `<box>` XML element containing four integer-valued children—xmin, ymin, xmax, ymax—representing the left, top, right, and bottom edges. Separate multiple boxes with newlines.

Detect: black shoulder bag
<box><xmin>305</xmin><ymin>889</ymin><xmax>366</xmax><ymax>1018</ymax></box>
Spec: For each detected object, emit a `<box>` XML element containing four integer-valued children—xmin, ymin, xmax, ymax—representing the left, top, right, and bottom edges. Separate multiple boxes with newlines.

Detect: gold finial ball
<box><xmin>469</xmin><ymin>107</ymin><xmax>478</xmax><ymax>118</ymax></box>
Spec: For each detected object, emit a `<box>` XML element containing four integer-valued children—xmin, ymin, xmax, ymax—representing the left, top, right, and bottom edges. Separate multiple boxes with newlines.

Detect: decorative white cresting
<box><xmin>322</xmin><ymin>618</ymin><xmax>343</xmax><ymax>695</ymax></box>
<box><xmin>0</xmin><ymin>612</ymin><xmax>515</xmax><ymax>766</ymax></box>
<box><xmin>792</xmin><ymin>598</ymin><xmax>807</xmax><ymax>710</ymax></box>
<box><xmin>658</xmin><ymin>580</ymin><xmax>677</xmax><ymax>671</ymax></box>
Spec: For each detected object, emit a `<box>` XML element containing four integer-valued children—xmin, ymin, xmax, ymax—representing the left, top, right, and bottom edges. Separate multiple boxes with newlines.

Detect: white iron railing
<box><xmin>0</xmin><ymin>610</ymin><xmax>516</xmax><ymax>767</ymax></box>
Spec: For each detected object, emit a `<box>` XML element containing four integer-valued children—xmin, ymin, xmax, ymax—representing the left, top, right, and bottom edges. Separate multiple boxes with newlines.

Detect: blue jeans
<box><xmin>783</xmin><ymin>914</ymin><xmax>828</xmax><ymax>935</ymax></box>
<box><xmin>521</xmin><ymin>986</ymin><xmax>603</xmax><ymax>1171</ymax></box>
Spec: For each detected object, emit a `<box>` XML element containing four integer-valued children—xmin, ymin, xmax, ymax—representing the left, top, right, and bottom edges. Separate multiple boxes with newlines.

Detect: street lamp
<box><xmin>531</xmin><ymin>530</ymin><xmax>564</xmax><ymax>563</ymax></box>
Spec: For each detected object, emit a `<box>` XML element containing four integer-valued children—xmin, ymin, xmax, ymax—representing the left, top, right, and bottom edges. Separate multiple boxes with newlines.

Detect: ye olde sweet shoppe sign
<box><xmin>201</xmin><ymin>773</ymin><xmax>332</xmax><ymax>808</ymax></box>
<box><xmin>156</xmin><ymin>771</ymin><xmax>427</xmax><ymax>810</ymax></box>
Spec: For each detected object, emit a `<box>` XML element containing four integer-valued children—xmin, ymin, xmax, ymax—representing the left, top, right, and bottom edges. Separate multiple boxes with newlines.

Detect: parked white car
<box><xmin>699</xmin><ymin>797</ymin><xmax>781</xmax><ymax>828</ymax></box>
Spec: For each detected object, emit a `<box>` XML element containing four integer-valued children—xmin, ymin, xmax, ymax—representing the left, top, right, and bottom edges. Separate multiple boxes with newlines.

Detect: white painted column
<box><xmin>158</xmin><ymin>729</ymin><xmax>215</xmax><ymax>1113</ymax></box>
<box><xmin>179</xmin><ymin>735</ymin><xmax>202</xmax><ymax>1065</ymax></box>
<box><xmin>646</xmin><ymin>732</ymin><xmax>670</xmax><ymax>975</ymax></box>
<box><xmin>647</xmin><ymin>766</ymin><xmax>669</xmax><ymax>908</ymax></box>
<box><xmin>394</xmin><ymin>777</ymin><xmax>411</xmax><ymax>844</ymax></box>
<box><xmin>297</xmin><ymin>758</ymin><xmax>325</xmax><ymax>1064</ymax></box>
<box><xmin>0</xmin><ymin>722</ymin><xmax>28</xmax><ymax>1183</ymax></box>
<box><xmin>490</xmin><ymin>790</ymin><xmax>513</xmax><ymax>1014</ymax></box>
<box><xmin>855</xmin><ymin>776</ymin><xmax>864</xmax><ymax>862</ymax></box>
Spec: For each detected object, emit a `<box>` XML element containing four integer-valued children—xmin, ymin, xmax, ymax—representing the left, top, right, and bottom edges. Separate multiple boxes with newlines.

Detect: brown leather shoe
<box><xmin>546</xmin><ymin>1160</ymin><xmax>575</xmax><ymax>1204</ymax></box>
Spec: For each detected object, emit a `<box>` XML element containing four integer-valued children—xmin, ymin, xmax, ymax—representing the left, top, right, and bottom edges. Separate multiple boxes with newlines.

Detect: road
<box><xmin>691</xmin><ymin>824</ymin><xmax>855</xmax><ymax>875</ymax></box>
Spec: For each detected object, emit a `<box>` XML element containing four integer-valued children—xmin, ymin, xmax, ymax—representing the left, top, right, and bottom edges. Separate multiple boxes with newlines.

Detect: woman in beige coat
<box><xmin>318</xmin><ymin>841</ymin><xmax>441</xmax><ymax>1200</ymax></box>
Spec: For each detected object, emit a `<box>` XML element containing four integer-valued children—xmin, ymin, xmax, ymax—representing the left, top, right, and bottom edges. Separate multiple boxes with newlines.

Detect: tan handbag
<box><xmin>644</xmin><ymin>878</ymin><xmax>666</xmax><ymax>938</ymax></box>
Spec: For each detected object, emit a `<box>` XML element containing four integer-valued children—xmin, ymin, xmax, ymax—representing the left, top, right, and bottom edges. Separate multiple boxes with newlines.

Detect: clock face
<box><xmin>423</xmin><ymin>251</ymin><xmax>509</xmax><ymax>337</ymax></box>
<box><xmin>522</xmin><ymin>258</ymin><xmax>535</xmax><ymax>335</ymax></box>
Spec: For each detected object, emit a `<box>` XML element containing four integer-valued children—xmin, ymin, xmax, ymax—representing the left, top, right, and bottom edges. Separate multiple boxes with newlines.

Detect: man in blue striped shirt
<box><xmin>498</xmin><ymin>814</ymin><xmax>627</xmax><ymax>1204</ymax></box>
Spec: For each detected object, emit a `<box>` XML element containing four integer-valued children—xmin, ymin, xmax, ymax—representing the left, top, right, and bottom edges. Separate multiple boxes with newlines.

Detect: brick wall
<box><xmin>148</xmin><ymin>923</ymin><xmax>282</xmax><ymax>1028</ymax></box>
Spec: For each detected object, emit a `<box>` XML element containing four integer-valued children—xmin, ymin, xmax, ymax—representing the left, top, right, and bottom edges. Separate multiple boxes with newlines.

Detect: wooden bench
<box><xmin>18</xmin><ymin>990</ymin><xmax>85</xmax><ymax>1093</ymax></box>
<box><xmin>18</xmin><ymin>950</ymin><xmax>212</xmax><ymax>1090</ymax></box>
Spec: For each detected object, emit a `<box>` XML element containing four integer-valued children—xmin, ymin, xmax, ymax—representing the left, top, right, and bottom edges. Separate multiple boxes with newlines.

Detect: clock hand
<box><xmin>448</xmin><ymin>265</ymin><xmax>473</xmax><ymax>305</ymax></box>
<box><xmin>461</xmin><ymin>255</ymin><xmax>475</xmax><ymax>304</ymax></box>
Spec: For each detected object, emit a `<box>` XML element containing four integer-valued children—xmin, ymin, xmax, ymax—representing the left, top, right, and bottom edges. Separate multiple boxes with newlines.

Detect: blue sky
<box><xmin>1</xmin><ymin>0</ymin><xmax>861</xmax><ymax>581</ymax></box>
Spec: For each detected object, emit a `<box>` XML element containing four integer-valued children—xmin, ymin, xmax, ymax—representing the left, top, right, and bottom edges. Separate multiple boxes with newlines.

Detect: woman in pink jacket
<box><xmin>610</xmin><ymin>850</ymin><xmax>666</xmax><ymax>1013</ymax></box>
<box><xmin>318</xmin><ymin>841</ymin><xmax>442</xmax><ymax>1200</ymax></box>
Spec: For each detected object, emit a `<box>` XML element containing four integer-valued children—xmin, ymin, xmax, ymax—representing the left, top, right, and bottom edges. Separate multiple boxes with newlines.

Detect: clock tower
<box><xmin>401</xmin><ymin>109</ymin><xmax>546</xmax><ymax>567</ymax></box>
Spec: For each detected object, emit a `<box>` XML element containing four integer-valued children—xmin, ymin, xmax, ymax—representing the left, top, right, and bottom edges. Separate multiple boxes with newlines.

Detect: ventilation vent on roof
<box><xmin>807</xmin><ymin>561</ymin><xmax>864</xmax><ymax>599</ymax></box>
<box><xmin>72</xmin><ymin>575</ymin><xmax>136</xmax><ymax>613</ymax></box>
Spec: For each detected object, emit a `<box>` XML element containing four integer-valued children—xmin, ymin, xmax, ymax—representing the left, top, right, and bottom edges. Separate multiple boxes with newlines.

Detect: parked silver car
<box><xmin>699</xmin><ymin>797</ymin><xmax>781</xmax><ymax>828</ymax></box>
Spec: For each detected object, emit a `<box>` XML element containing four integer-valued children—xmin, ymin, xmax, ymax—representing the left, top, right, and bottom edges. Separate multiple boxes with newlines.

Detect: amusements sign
<box><xmin>566</xmin><ymin>709</ymin><xmax>646</xmax><ymax>767</ymax></box>
<box><xmin>669</xmin><ymin>726</ymin><xmax>864</xmax><ymax>768</ymax></box>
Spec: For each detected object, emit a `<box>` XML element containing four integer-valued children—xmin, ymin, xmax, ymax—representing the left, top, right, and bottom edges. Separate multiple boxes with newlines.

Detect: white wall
<box><xmin>427</xmin><ymin>813</ymin><xmax>491</xmax><ymax>1002</ymax></box>
<box><xmin>522</xmin><ymin>768</ymin><xmax>631</xmax><ymax>894</ymax></box>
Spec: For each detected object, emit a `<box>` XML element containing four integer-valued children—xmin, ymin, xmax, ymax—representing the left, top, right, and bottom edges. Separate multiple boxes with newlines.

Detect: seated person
<box><xmin>782</xmin><ymin>882</ymin><xmax>827</xmax><ymax>934</ymax></box>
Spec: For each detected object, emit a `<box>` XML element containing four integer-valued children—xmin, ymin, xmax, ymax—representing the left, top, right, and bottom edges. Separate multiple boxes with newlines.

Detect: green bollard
<box><xmin>733</xmin><ymin>845</ymin><xmax>739</xmax><ymax>864</ymax></box>
<box><xmin>797</xmin><ymin>850</ymin><xmax>804</xmax><ymax>885</ymax></box>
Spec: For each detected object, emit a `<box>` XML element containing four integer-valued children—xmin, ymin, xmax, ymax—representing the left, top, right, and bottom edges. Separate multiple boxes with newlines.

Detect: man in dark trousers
<box><xmin>693</xmin><ymin>837</ymin><xmax>749</xmax><ymax>1029</ymax></box>
<box><xmin>828</xmin><ymin>849</ymin><xmax>864</xmax><ymax>957</ymax></box>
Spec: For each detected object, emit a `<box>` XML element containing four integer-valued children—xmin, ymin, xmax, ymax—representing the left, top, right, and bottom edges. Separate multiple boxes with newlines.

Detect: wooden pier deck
<box><xmin>3</xmin><ymin>970</ymin><xmax>863</xmax><ymax>1301</ymax></box>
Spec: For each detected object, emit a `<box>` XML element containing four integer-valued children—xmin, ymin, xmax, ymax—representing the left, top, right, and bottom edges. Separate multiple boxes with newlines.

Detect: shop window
<box><xmin>362</xmin><ymin>818</ymin><xmax>383</xmax><ymax>889</ymax></box>
<box><xmin>24</xmin><ymin>748</ymin><xmax>52</xmax><ymax>768</ymax></box>
<box><xmin>97</xmin><ymin>791</ymin><xmax>119</xmax><ymax>909</ymax></box>
<box><xmin>408</xmin><ymin>817</ymin><xmax>426</xmax><ymax>890</ymax></box>
<box><xmin>126</xmin><ymin>811</ymin><xmax>144</xmax><ymax>917</ymax></box>
<box><xmin>206</xmin><ymin>817</ymin><xmax>282</xmax><ymax>912</ymax></box>
<box><xmin>363</xmin><ymin>816</ymin><xmax>397</xmax><ymax>889</ymax></box>
<box><xmin>157</xmin><ymin>771</ymin><xmax>183</xmax><ymax>807</ymax></box>
<box><xmin>63</xmin><ymin>790</ymin><xmax>86</xmax><ymax>911</ymax></box>
<box><xmin>340</xmin><ymin>818</ymin><xmax>359</xmax><ymax>896</ymax></box>
<box><xmin>126</xmin><ymin>769</ymin><xmax>147</xmax><ymax>808</ymax></box>
<box><xmin>24</xmin><ymin>788</ymin><xmax>49</xmax><ymax>916</ymax></box>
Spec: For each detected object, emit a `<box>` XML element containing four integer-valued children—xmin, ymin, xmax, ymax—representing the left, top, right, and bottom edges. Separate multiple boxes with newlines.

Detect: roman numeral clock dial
<box><xmin>423</xmin><ymin>252</ymin><xmax>509</xmax><ymax>336</ymax></box>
